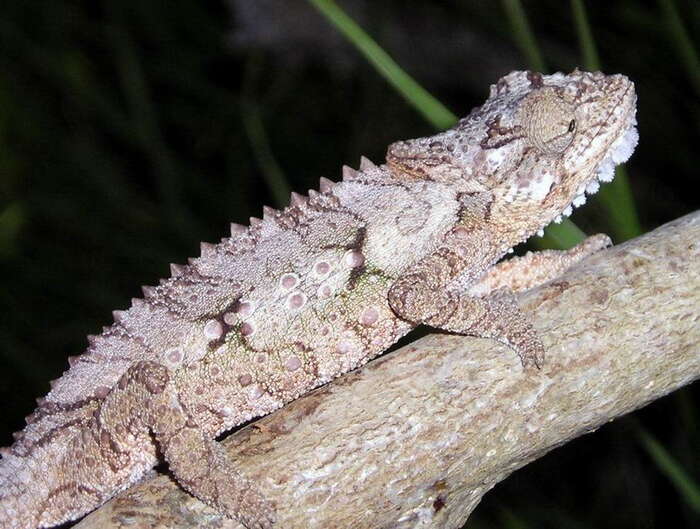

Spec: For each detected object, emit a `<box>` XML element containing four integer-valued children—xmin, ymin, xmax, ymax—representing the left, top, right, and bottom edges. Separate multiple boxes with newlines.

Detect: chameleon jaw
<box><xmin>546</xmin><ymin>110</ymin><xmax>639</xmax><ymax>229</ymax></box>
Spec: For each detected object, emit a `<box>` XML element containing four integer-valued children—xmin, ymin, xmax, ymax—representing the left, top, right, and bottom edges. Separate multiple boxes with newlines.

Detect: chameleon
<box><xmin>0</xmin><ymin>69</ymin><xmax>637</xmax><ymax>528</ymax></box>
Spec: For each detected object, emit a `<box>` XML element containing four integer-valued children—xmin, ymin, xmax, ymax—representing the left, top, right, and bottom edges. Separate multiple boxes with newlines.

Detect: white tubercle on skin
<box><xmin>594</xmin><ymin>119</ymin><xmax>638</xmax><ymax>183</ymax></box>
<box><xmin>586</xmin><ymin>180</ymin><xmax>600</xmax><ymax>195</ymax></box>
<box><xmin>596</xmin><ymin>158</ymin><xmax>616</xmax><ymax>182</ymax></box>
<box><xmin>611</xmin><ymin>126</ymin><xmax>639</xmax><ymax>164</ymax></box>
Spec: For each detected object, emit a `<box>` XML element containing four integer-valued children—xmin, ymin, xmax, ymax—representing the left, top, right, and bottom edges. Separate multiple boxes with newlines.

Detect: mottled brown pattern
<box><xmin>0</xmin><ymin>70</ymin><xmax>637</xmax><ymax>529</ymax></box>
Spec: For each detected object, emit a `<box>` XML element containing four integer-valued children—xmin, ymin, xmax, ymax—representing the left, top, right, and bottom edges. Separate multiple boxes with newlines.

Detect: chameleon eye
<box><xmin>520</xmin><ymin>88</ymin><xmax>576</xmax><ymax>155</ymax></box>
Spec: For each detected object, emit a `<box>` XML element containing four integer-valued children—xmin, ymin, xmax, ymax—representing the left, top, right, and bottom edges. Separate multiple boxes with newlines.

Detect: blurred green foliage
<box><xmin>0</xmin><ymin>1</ymin><xmax>698</xmax><ymax>528</ymax></box>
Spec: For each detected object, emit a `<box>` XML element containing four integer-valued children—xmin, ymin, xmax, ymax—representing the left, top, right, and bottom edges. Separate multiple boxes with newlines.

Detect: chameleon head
<box><xmin>386</xmin><ymin>69</ymin><xmax>638</xmax><ymax>237</ymax></box>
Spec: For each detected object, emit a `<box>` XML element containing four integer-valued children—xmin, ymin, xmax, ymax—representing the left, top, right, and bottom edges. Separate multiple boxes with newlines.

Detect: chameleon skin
<box><xmin>0</xmin><ymin>70</ymin><xmax>637</xmax><ymax>528</ymax></box>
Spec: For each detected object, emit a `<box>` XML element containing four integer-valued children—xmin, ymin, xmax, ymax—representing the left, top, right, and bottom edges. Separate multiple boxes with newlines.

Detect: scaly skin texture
<box><xmin>0</xmin><ymin>70</ymin><xmax>637</xmax><ymax>528</ymax></box>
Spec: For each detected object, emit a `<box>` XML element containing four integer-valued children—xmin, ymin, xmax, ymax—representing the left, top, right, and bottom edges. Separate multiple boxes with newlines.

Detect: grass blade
<box><xmin>240</xmin><ymin>54</ymin><xmax>293</xmax><ymax>208</ymax></box>
<box><xmin>0</xmin><ymin>202</ymin><xmax>24</xmax><ymax>258</ymax></box>
<box><xmin>638</xmin><ymin>428</ymin><xmax>700</xmax><ymax>513</ymax></box>
<box><xmin>500</xmin><ymin>0</ymin><xmax>547</xmax><ymax>72</ymax></box>
<box><xmin>240</xmin><ymin>101</ymin><xmax>293</xmax><ymax>209</ymax></box>
<box><xmin>307</xmin><ymin>0</ymin><xmax>457</xmax><ymax>130</ymax></box>
<box><xmin>499</xmin><ymin>508</ymin><xmax>532</xmax><ymax>529</ymax></box>
<box><xmin>570</xmin><ymin>0</ymin><xmax>601</xmax><ymax>69</ymax></box>
<box><xmin>594</xmin><ymin>168</ymin><xmax>641</xmax><ymax>241</ymax></box>
<box><xmin>657</xmin><ymin>0</ymin><xmax>700</xmax><ymax>97</ymax></box>
<box><xmin>537</xmin><ymin>221</ymin><xmax>586</xmax><ymax>250</ymax></box>
<box><xmin>105</xmin><ymin>5</ymin><xmax>197</xmax><ymax>240</ymax></box>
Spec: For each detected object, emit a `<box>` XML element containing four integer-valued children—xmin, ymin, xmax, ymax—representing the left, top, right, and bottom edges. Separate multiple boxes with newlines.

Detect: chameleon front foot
<box><xmin>478</xmin><ymin>288</ymin><xmax>545</xmax><ymax>369</ymax></box>
<box><xmin>388</xmin><ymin>278</ymin><xmax>545</xmax><ymax>369</ymax></box>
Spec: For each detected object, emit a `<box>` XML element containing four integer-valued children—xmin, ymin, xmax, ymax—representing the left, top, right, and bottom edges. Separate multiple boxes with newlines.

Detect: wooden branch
<box><xmin>77</xmin><ymin>211</ymin><xmax>700</xmax><ymax>529</ymax></box>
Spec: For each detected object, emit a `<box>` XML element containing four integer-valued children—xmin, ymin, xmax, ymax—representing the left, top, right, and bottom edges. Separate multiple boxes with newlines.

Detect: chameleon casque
<box><xmin>0</xmin><ymin>69</ymin><xmax>638</xmax><ymax>528</ymax></box>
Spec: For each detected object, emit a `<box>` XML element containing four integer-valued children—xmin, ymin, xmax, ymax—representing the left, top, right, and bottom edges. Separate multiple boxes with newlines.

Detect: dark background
<box><xmin>0</xmin><ymin>1</ymin><xmax>698</xmax><ymax>528</ymax></box>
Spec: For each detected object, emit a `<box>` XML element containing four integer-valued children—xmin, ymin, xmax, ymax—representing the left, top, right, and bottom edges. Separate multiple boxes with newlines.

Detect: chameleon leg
<box><xmin>388</xmin><ymin>233</ymin><xmax>611</xmax><ymax>368</ymax></box>
<box><xmin>98</xmin><ymin>361</ymin><xmax>275</xmax><ymax>529</ymax></box>
<box><xmin>388</xmin><ymin>228</ymin><xmax>546</xmax><ymax>368</ymax></box>
<box><xmin>468</xmin><ymin>234</ymin><xmax>612</xmax><ymax>296</ymax></box>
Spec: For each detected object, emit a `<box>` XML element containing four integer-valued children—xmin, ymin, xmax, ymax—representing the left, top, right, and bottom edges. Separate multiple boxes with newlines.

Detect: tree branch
<box><xmin>77</xmin><ymin>211</ymin><xmax>700</xmax><ymax>529</ymax></box>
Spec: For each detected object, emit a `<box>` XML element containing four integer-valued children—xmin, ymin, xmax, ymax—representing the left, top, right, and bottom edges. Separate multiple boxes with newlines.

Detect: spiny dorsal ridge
<box><xmin>318</xmin><ymin>177</ymin><xmax>334</xmax><ymax>193</ymax></box>
<box><xmin>342</xmin><ymin>165</ymin><xmax>357</xmax><ymax>181</ymax></box>
<box><xmin>131</xmin><ymin>298</ymin><xmax>146</xmax><ymax>310</ymax></box>
<box><xmin>170</xmin><ymin>263</ymin><xmax>186</xmax><ymax>277</ymax></box>
<box><xmin>200</xmin><ymin>242</ymin><xmax>216</xmax><ymax>257</ymax></box>
<box><xmin>359</xmin><ymin>156</ymin><xmax>376</xmax><ymax>171</ymax></box>
<box><xmin>289</xmin><ymin>191</ymin><xmax>307</xmax><ymax>207</ymax></box>
<box><xmin>249</xmin><ymin>216</ymin><xmax>262</xmax><ymax>227</ymax></box>
<box><xmin>230</xmin><ymin>222</ymin><xmax>246</xmax><ymax>236</ymax></box>
<box><xmin>141</xmin><ymin>286</ymin><xmax>156</xmax><ymax>298</ymax></box>
<box><xmin>262</xmin><ymin>206</ymin><xmax>277</xmax><ymax>221</ymax></box>
<box><xmin>112</xmin><ymin>310</ymin><xmax>127</xmax><ymax>323</ymax></box>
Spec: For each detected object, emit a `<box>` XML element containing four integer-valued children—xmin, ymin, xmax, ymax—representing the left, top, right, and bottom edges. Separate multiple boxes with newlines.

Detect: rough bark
<box><xmin>77</xmin><ymin>211</ymin><xmax>700</xmax><ymax>529</ymax></box>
